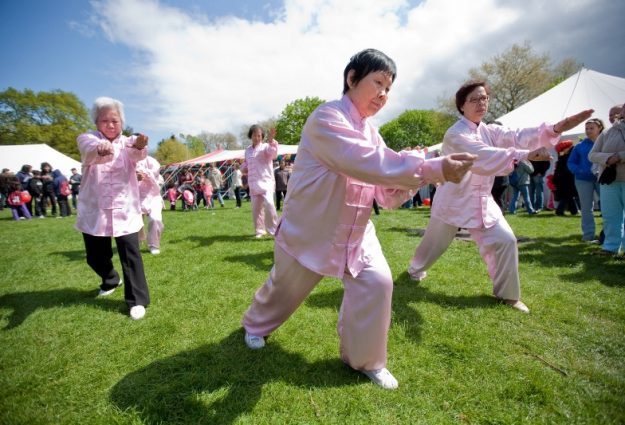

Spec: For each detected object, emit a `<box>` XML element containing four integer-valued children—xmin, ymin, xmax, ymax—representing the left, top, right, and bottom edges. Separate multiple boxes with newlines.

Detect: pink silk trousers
<box><xmin>408</xmin><ymin>216</ymin><xmax>521</xmax><ymax>300</ymax></box>
<box><xmin>242</xmin><ymin>243</ymin><xmax>393</xmax><ymax>371</ymax></box>
<box><xmin>250</xmin><ymin>192</ymin><xmax>278</xmax><ymax>236</ymax></box>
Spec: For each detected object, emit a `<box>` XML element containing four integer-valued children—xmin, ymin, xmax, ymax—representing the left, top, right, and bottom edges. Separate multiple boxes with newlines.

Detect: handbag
<box><xmin>598</xmin><ymin>165</ymin><xmax>616</xmax><ymax>185</ymax></box>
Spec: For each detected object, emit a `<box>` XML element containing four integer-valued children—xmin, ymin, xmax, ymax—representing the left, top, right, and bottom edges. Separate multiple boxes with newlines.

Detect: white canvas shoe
<box><xmin>504</xmin><ymin>299</ymin><xmax>530</xmax><ymax>314</ymax></box>
<box><xmin>408</xmin><ymin>269</ymin><xmax>427</xmax><ymax>282</ymax></box>
<box><xmin>362</xmin><ymin>368</ymin><xmax>399</xmax><ymax>390</ymax></box>
<box><xmin>98</xmin><ymin>279</ymin><xmax>122</xmax><ymax>296</ymax></box>
<box><xmin>129</xmin><ymin>305</ymin><xmax>146</xmax><ymax>320</ymax></box>
<box><xmin>244</xmin><ymin>332</ymin><xmax>265</xmax><ymax>349</ymax></box>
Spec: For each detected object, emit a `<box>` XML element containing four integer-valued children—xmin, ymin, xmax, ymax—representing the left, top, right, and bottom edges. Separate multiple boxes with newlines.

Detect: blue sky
<box><xmin>1</xmin><ymin>0</ymin><xmax>624</xmax><ymax>151</ymax></box>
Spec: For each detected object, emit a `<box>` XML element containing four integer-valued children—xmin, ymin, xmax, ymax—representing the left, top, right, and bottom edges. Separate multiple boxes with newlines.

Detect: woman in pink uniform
<box><xmin>242</xmin><ymin>49</ymin><xmax>476</xmax><ymax>389</ymax></box>
<box><xmin>75</xmin><ymin>97</ymin><xmax>151</xmax><ymax>320</ymax></box>
<box><xmin>137</xmin><ymin>155</ymin><xmax>164</xmax><ymax>255</ymax></box>
<box><xmin>242</xmin><ymin>125</ymin><xmax>279</xmax><ymax>238</ymax></box>
<box><xmin>407</xmin><ymin>80</ymin><xmax>593</xmax><ymax>313</ymax></box>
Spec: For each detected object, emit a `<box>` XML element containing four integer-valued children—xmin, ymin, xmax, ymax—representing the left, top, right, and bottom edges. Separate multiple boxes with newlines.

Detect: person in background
<box><xmin>7</xmin><ymin>179</ymin><xmax>32</xmax><ymax>220</ymax></box>
<box><xmin>0</xmin><ymin>168</ymin><xmax>12</xmax><ymax>210</ymax></box>
<box><xmin>553</xmin><ymin>140</ymin><xmax>579</xmax><ymax>216</ymax></box>
<box><xmin>75</xmin><ymin>96</ymin><xmax>151</xmax><ymax>320</ymax></box>
<box><xmin>242</xmin><ymin>49</ymin><xmax>476</xmax><ymax>390</ymax></box>
<box><xmin>232</xmin><ymin>162</ymin><xmax>243</xmax><ymax>208</ymax></box>
<box><xmin>529</xmin><ymin>158</ymin><xmax>550</xmax><ymax>212</ymax></box>
<box><xmin>28</xmin><ymin>170</ymin><xmax>45</xmax><ymax>218</ymax></box>
<box><xmin>16</xmin><ymin>165</ymin><xmax>33</xmax><ymax>215</ymax></box>
<box><xmin>608</xmin><ymin>105</ymin><xmax>622</xmax><ymax>125</ymax></box>
<box><xmin>242</xmin><ymin>125</ymin><xmax>279</xmax><ymax>237</ymax></box>
<box><xmin>508</xmin><ymin>159</ymin><xmax>536</xmax><ymax>215</ymax></box>
<box><xmin>137</xmin><ymin>156</ymin><xmax>165</xmax><ymax>255</ymax></box>
<box><xmin>52</xmin><ymin>169</ymin><xmax>71</xmax><ymax>218</ymax></box>
<box><xmin>491</xmin><ymin>175</ymin><xmax>509</xmax><ymax>212</ymax></box>
<box><xmin>207</xmin><ymin>163</ymin><xmax>225</xmax><ymax>208</ymax></box>
<box><xmin>69</xmin><ymin>168</ymin><xmax>82</xmax><ymax>210</ymax></box>
<box><xmin>407</xmin><ymin>80</ymin><xmax>592</xmax><ymax>314</ymax></box>
<box><xmin>588</xmin><ymin>102</ymin><xmax>625</xmax><ymax>257</ymax></box>
<box><xmin>274</xmin><ymin>160</ymin><xmax>290</xmax><ymax>211</ymax></box>
<box><xmin>166</xmin><ymin>184</ymin><xmax>178</xmax><ymax>210</ymax></box>
<box><xmin>40</xmin><ymin>162</ymin><xmax>57</xmax><ymax>217</ymax></box>
<box><xmin>567</xmin><ymin>118</ymin><xmax>604</xmax><ymax>242</ymax></box>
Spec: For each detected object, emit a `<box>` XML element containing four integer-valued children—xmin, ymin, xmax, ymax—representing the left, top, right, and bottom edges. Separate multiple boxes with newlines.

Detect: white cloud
<box><xmin>88</xmin><ymin>0</ymin><xmax>623</xmax><ymax>143</ymax></box>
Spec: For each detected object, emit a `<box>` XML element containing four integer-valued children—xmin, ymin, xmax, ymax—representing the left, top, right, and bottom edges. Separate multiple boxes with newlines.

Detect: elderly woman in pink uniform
<box><xmin>242</xmin><ymin>125</ymin><xmax>279</xmax><ymax>238</ymax></box>
<box><xmin>242</xmin><ymin>49</ymin><xmax>476</xmax><ymax>390</ymax></box>
<box><xmin>75</xmin><ymin>97</ymin><xmax>151</xmax><ymax>320</ymax></box>
<box><xmin>407</xmin><ymin>80</ymin><xmax>593</xmax><ymax>314</ymax></box>
<box><xmin>137</xmin><ymin>155</ymin><xmax>164</xmax><ymax>255</ymax></box>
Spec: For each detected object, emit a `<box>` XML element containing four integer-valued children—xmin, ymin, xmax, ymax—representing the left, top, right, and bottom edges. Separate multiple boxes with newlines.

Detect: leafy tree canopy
<box><xmin>437</xmin><ymin>42</ymin><xmax>581</xmax><ymax>122</ymax></box>
<box><xmin>275</xmin><ymin>97</ymin><xmax>325</xmax><ymax>145</ymax></box>
<box><xmin>380</xmin><ymin>109</ymin><xmax>456</xmax><ymax>151</ymax></box>
<box><xmin>0</xmin><ymin>87</ymin><xmax>93</xmax><ymax>160</ymax></box>
<box><xmin>153</xmin><ymin>136</ymin><xmax>190</xmax><ymax>165</ymax></box>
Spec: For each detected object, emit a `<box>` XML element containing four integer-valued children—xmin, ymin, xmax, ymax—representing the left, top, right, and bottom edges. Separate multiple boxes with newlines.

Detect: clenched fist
<box><xmin>133</xmin><ymin>133</ymin><xmax>148</xmax><ymax>150</ymax></box>
<box><xmin>441</xmin><ymin>153</ymin><xmax>477</xmax><ymax>183</ymax></box>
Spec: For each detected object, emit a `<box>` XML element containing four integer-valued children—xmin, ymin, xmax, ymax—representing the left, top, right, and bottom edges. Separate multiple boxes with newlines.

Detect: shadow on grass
<box><xmin>517</xmin><ymin>234</ymin><xmax>624</xmax><ymax>287</ymax></box>
<box><xmin>169</xmin><ymin>233</ymin><xmax>273</xmax><ymax>248</ymax></box>
<box><xmin>48</xmin><ymin>249</ymin><xmax>88</xmax><ymax>261</ymax></box>
<box><xmin>223</xmin><ymin>251</ymin><xmax>274</xmax><ymax>272</ymax></box>
<box><xmin>304</xmin><ymin>273</ymin><xmax>495</xmax><ymax>344</ymax></box>
<box><xmin>0</xmin><ymin>288</ymin><xmax>126</xmax><ymax>329</ymax></box>
<box><xmin>110</xmin><ymin>328</ymin><xmax>358</xmax><ymax>424</ymax></box>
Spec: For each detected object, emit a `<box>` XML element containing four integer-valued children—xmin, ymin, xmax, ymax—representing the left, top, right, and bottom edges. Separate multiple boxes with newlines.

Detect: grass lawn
<box><xmin>0</xmin><ymin>201</ymin><xmax>623</xmax><ymax>424</ymax></box>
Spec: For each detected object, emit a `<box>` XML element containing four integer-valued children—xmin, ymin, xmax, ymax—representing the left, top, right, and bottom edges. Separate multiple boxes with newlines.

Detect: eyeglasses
<box><xmin>467</xmin><ymin>95</ymin><xmax>489</xmax><ymax>105</ymax></box>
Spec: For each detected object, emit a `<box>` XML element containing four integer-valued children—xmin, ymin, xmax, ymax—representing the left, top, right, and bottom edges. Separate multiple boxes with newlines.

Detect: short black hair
<box><xmin>455</xmin><ymin>80</ymin><xmax>490</xmax><ymax>115</ymax></box>
<box><xmin>247</xmin><ymin>124</ymin><xmax>265</xmax><ymax>139</ymax></box>
<box><xmin>342</xmin><ymin>49</ymin><xmax>397</xmax><ymax>94</ymax></box>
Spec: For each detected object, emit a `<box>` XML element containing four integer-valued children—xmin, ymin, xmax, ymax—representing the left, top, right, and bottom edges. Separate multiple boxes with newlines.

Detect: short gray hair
<box><xmin>91</xmin><ymin>97</ymin><xmax>125</xmax><ymax>127</ymax></box>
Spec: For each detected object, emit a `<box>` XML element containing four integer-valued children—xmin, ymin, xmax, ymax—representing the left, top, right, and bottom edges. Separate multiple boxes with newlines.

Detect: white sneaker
<box><xmin>408</xmin><ymin>269</ymin><xmax>427</xmax><ymax>282</ymax></box>
<box><xmin>504</xmin><ymin>299</ymin><xmax>530</xmax><ymax>314</ymax></box>
<box><xmin>150</xmin><ymin>247</ymin><xmax>160</xmax><ymax>255</ymax></box>
<box><xmin>244</xmin><ymin>332</ymin><xmax>265</xmax><ymax>349</ymax></box>
<box><xmin>362</xmin><ymin>368</ymin><xmax>399</xmax><ymax>390</ymax></box>
<box><xmin>130</xmin><ymin>305</ymin><xmax>146</xmax><ymax>320</ymax></box>
<box><xmin>98</xmin><ymin>279</ymin><xmax>123</xmax><ymax>296</ymax></box>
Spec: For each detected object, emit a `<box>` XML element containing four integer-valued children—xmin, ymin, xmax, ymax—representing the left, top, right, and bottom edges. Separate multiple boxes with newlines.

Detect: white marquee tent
<box><xmin>0</xmin><ymin>144</ymin><xmax>82</xmax><ymax>176</ymax></box>
<box><xmin>497</xmin><ymin>68</ymin><xmax>625</xmax><ymax>136</ymax></box>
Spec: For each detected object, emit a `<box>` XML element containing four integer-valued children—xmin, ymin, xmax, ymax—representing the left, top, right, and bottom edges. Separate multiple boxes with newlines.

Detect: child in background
<box><xmin>7</xmin><ymin>181</ymin><xmax>32</xmax><ymax>220</ymax></box>
<box><xmin>167</xmin><ymin>185</ymin><xmax>178</xmax><ymax>210</ymax></box>
<box><xmin>200</xmin><ymin>176</ymin><xmax>213</xmax><ymax>209</ymax></box>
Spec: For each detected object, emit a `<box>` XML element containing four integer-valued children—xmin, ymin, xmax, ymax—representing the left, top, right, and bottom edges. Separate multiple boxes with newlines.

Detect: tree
<box><xmin>438</xmin><ymin>42</ymin><xmax>582</xmax><ymax>122</ymax></box>
<box><xmin>275</xmin><ymin>97</ymin><xmax>325</xmax><ymax>145</ymax></box>
<box><xmin>153</xmin><ymin>136</ymin><xmax>189</xmax><ymax>165</ymax></box>
<box><xmin>379</xmin><ymin>109</ymin><xmax>456</xmax><ymax>151</ymax></box>
<box><xmin>0</xmin><ymin>88</ymin><xmax>93</xmax><ymax>159</ymax></box>
<box><xmin>193</xmin><ymin>131</ymin><xmax>239</xmax><ymax>152</ymax></box>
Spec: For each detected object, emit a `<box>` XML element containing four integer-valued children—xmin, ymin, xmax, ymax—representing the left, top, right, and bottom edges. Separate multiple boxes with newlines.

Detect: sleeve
<box><xmin>588</xmin><ymin>133</ymin><xmax>611</xmax><ymax>165</ymax></box>
<box><xmin>264</xmin><ymin>140</ymin><xmax>278</xmax><ymax>160</ymax></box>
<box><xmin>303</xmin><ymin>106</ymin><xmax>446</xmax><ymax>191</ymax></box>
<box><xmin>567</xmin><ymin>147</ymin><xmax>580</xmax><ymax>174</ymax></box>
<box><xmin>77</xmin><ymin>132</ymin><xmax>114</xmax><ymax>165</ymax></box>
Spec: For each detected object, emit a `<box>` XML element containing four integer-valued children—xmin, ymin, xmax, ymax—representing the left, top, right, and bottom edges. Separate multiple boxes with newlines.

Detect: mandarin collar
<box><xmin>460</xmin><ymin>116</ymin><xmax>481</xmax><ymax>131</ymax></box>
<box><xmin>341</xmin><ymin>95</ymin><xmax>367</xmax><ymax>127</ymax></box>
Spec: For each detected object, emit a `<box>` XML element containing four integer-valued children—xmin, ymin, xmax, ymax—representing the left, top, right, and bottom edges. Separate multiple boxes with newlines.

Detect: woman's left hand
<box><xmin>606</xmin><ymin>153</ymin><xmax>620</xmax><ymax>166</ymax></box>
<box><xmin>554</xmin><ymin>109</ymin><xmax>595</xmax><ymax>133</ymax></box>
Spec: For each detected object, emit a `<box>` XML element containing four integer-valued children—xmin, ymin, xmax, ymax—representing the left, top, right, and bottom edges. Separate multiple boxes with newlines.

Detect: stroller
<box><xmin>178</xmin><ymin>184</ymin><xmax>197</xmax><ymax>211</ymax></box>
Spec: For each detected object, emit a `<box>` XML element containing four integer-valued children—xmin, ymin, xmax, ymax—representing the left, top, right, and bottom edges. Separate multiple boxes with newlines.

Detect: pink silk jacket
<box><xmin>75</xmin><ymin>131</ymin><xmax>147</xmax><ymax>237</ymax></box>
<box><xmin>137</xmin><ymin>156</ymin><xmax>164</xmax><ymax>214</ymax></box>
<box><xmin>243</xmin><ymin>140</ymin><xmax>278</xmax><ymax>196</ymax></box>
<box><xmin>275</xmin><ymin>95</ymin><xmax>445</xmax><ymax>279</ymax></box>
<box><xmin>431</xmin><ymin>117</ymin><xmax>560</xmax><ymax>229</ymax></box>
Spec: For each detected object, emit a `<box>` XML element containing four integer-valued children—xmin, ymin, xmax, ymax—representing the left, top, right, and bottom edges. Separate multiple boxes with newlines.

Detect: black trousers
<box><xmin>275</xmin><ymin>190</ymin><xmax>287</xmax><ymax>210</ymax></box>
<box><xmin>82</xmin><ymin>232</ymin><xmax>150</xmax><ymax>307</ymax></box>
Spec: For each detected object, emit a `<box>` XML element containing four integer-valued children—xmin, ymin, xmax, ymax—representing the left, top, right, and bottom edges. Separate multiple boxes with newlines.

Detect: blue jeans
<box><xmin>575</xmin><ymin>179</ymin><xmax>600</xmax><ymax>241</ymax></box>
<box><xmin>599</xmin><ymin>182</ymin><xmax>625</xmax><ymax>253</ymax></box>
<box><xmin>529</xmin><ymin>175</ymin><xmax>545</xmax><ymax>210</ymax></box>
<box><xmin>509</xmin><ymin>185</ymin><xmax>534</xmax><ymax>214</ymax></box>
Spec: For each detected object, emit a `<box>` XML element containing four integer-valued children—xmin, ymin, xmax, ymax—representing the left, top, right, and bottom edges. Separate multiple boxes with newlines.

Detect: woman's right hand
<box><xmin>527</xmin><ymin>147</ymin><xmax>552</xmax><ymax>161</ymax></box>
<box><xmin>441</xmin><ymin>153</ymin><xmax>477</xmax><ymax>183</ymax></box>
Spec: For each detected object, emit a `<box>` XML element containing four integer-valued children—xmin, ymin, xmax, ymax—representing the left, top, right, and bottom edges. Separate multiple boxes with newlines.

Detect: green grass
<box><xmin>0</xmin><ymin>202</ymin><xmax>623</xmax><ymax>424</ymax></box>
